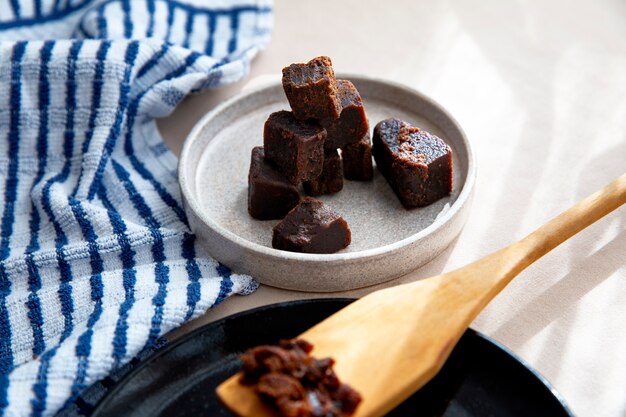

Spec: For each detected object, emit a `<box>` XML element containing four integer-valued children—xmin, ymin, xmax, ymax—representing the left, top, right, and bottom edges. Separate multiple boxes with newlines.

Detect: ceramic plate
<box><xmin>179</xmin><ymin>75</ymin><xmax>476</xmax><ymax>291</ymax></box>
<box><xmin>90</xmin><ymin>299</ymin><xmax>573</xmax><ymax>417</ymax></box>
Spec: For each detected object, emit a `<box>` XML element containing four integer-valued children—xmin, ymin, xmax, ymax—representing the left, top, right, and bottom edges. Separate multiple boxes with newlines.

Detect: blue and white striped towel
<box><xmin>0</xmin><ymin>1</ymin><xmax>272</xmax><ymax>415</ymax></box>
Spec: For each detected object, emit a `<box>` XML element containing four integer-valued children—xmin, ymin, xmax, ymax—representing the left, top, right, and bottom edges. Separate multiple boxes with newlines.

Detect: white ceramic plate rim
<box><xmin>179</xmin><ymin>74</ymin><xmax>476</xmax><ymax>264</ymax></box>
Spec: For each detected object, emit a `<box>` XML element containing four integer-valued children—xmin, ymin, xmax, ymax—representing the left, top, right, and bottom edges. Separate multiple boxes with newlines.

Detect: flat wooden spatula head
<box><xmin>217</xmin><ymin>279</ymin><xmax>469</xmax><ymax>417</ymax></box>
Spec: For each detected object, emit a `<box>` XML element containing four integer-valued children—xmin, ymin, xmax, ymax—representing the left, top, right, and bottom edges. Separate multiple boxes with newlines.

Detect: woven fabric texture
<box><xmin>0</xmin><ymin>1</ymin><xmax>272</xmax><ymax>415</ymax></box>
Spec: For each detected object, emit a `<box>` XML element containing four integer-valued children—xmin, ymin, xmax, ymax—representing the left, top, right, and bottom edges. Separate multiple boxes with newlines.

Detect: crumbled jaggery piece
<box><xmin>240</xmin><ymin>339</ymin><xmax>362</xmax><ymax>417</ymax></box>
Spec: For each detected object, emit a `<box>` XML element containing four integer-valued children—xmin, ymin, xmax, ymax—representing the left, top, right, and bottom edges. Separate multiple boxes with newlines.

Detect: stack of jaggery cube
<box><xmin>247</xmin><ymin>56</ymin><xmax>372</xmax><ymax>253</ymax></box>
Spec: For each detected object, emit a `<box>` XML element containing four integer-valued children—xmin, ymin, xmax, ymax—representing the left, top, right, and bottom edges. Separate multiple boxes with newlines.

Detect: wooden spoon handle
<box><xmin>507</xmin><ymin>173</ymin><xmax>626</xmax><ymax>276</ymax></box>
<box><xmin>516</xmin><ymin>172</ymin><xmax>626</xmax><ymax>265</ymax></box>
<box><xmin>463</xmin><ymin>173</ymin><xmax>626</xmax><ymax>298</ymax></box>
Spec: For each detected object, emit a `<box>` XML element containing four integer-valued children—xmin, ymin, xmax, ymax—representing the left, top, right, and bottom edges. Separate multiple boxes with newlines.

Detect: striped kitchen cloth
<box><xmin>0</xmin><ymin>1</ymin><xmax>272</xmax><ymax>416</ymax></box>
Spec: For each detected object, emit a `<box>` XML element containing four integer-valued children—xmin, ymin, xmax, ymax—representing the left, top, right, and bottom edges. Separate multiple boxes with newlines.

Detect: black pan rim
<box><xmin>91</xmin><ymin>298</ymin><xmax>575</xmax><ymax>417</ymax></box>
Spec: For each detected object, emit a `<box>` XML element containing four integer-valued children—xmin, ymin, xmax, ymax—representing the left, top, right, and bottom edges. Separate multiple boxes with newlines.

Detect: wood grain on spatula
<box><xmin>217</xmin><ymin>173</ymin><xmax>626</xmax><ymax>417</ymax></box>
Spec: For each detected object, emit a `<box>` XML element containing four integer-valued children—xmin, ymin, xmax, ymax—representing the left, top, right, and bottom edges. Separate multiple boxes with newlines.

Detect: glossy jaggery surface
<box><xmin>373</xmin><ymin>118</ymin><xmax>452</xmax><ymax>208</ymax></box>
<box><xmin>282</xmin><ymin>56</ymin><xmax>342</xmax><ymax>121</ymax></box>
<box><xmin>341</xmin><ymin>133</ymin><xmax>373</xmax><ymax>181</ymax></box>
<box><xmin>248</xmin><ymin>147</ymin><xmax>300</xmax><ymax>220</ymax></box>
<box><xmin>322</xmin><ymin>80</ymin><xmax>369</xmax><ymax>150</ymax></box>
<box><xmin>239</xmin><ymin>339</ymin><xmax>362</xmax><ymax>417</ymax></box>
<box><xmin>272</xmin><ymin>197</ymin><xmax>351</xmax><ymax>254</ymax></box>
<box><xmin>303</xmin><ymin>149</ymin><xmax>343</xmax><ymax>196</ymax></box>
<box><xmin>264</xmin><ymin>110</ymin><xmax>326</xmax><ymax>185</ymax></box>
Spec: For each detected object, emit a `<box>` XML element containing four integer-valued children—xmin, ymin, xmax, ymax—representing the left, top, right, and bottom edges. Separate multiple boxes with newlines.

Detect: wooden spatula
<box><xmin>217</xmin><ymin>173</ymin><xmax>626</xmax><ymax>417</ymax></box>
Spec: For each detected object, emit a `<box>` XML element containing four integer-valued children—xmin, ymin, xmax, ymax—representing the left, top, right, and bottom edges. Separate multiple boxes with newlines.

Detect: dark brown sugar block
<box><xmin>341</xmin><ymin>133</ymin><xmax>373</xmax><ymax>181</ymax></box>
<box><xmin>372</xmin><ymin>118</ymin><xmax>452</xmax><ymax>208</ymax></box>
<box><xmin>248</xmin><ymin>147</ymin><xmax>300</xmax><ymax>220</ymax></box>
<box><xmin>322</xmin><ymin>80</ymin><xmax>369</xmax><ymax>150</ymax></box>
<box><xmin>272</xmin><ymin>197</ymin><xmax>351</xmax><ymax>254</ymax></box>
<box><xmin>239</xmin><ymin>339</ymin><xmax>362</xmax><ymax>417</ymax></box>
<box><xmin>264</xmin><ymin>110</ymin><xmax>326</xmax><ymax>185</ymax></box>
<box><xmin>282</xmin><ymin>56</ymin><xmax>342</xmax><ymax>121</ymax></box>
<box><xmin>303</xmin><ymin>149</ymin><xmax>343</xmax><ymax>196</ymax></box>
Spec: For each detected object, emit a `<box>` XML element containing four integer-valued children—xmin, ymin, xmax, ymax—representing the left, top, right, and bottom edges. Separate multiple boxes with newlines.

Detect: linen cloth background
<box><xmin>0</xmin><ymin>1</ymin><xmax>272</xmax><ymax>415</ymax></box>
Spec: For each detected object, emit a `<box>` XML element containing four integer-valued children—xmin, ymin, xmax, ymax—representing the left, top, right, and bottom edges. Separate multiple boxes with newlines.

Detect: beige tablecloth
<box><xmin>159</xmin><ymin>1</ymin><xmax>626</xmax><ymax>416</ymax></box>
